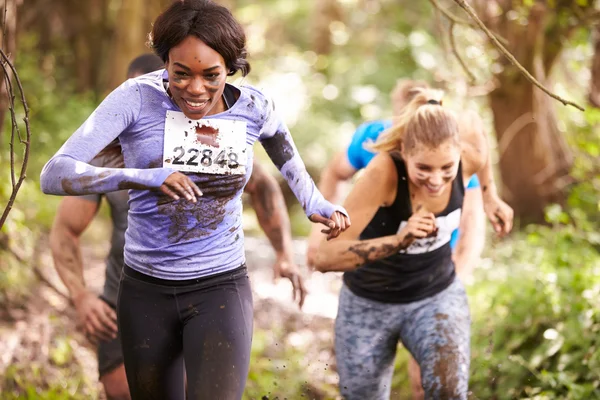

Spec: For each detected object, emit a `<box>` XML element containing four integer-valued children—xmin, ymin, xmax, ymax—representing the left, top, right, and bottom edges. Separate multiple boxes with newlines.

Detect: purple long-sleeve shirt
<box><xmin>41</xmin><ymin>70</ymin><xmax>343</xmax><ymax>280</ymax></box>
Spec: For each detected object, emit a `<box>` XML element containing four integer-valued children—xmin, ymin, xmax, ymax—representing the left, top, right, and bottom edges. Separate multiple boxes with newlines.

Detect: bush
<box><xmin>468</xmin><ymin>199</ymin><xmax>600</xmax><ymax>399</ymax></box>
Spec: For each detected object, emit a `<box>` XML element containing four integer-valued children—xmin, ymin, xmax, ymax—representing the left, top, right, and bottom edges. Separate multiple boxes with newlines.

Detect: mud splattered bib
<box><xmin>163</xmin><ymin>111</ymin><xmax>248</xmax><ymax>175</ymax></box>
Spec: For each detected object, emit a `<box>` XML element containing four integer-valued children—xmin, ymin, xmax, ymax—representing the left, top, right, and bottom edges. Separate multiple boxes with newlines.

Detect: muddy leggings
<box><xmin>335</xmin><ymin>278</ymin><xmax>470</xmax><ymax>400</ymax></box>
<box><xmin>117</xmin><ymin>264</ymin><xmax>253</xmax><ymax>400</ymax></box>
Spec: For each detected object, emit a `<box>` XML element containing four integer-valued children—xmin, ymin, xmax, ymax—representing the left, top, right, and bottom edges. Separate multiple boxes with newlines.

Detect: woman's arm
<box><xmin>258</xmin><ymin>94</ymin><xmax>349</xmax><ymax>237</ymax></box>
<box><xmin>314</xmin><ymin>153</ymin><xmax>436</xmax><ymax>272</ymax></box>
<box><xmin>40</xmin><ymin>80</ymin><xmax>175</xmax><ymax>196</ymax></box>
<box><xmin>458</xmin><ymin>110</ymin><xmax>514</xmax><ymax>236</ymax></box>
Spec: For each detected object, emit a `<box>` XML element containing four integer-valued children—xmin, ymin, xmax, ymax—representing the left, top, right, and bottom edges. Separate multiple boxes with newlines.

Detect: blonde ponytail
<box><xmin>369</xmin><ymin>88</ymin><xmax>458</xmax><ymax>154</ymax></box>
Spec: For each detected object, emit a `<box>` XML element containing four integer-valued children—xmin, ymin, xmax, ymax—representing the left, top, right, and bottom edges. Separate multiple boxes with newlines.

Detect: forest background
<box><xmin>0</xmin><ymin>0</ymin><xmax>599</xmax><ymax>398</ymax></box>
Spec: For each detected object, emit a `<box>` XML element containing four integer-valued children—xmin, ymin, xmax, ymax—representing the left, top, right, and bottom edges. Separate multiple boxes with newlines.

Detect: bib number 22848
<box><xmin>171</xmin><ymin>147</ymin><xmax>239</xmax><ymax>169</ymax></box>
<box><xmin>163</xmin><ymin>111</ymin><xmax>248</xmax><ymax>175</ymax></box>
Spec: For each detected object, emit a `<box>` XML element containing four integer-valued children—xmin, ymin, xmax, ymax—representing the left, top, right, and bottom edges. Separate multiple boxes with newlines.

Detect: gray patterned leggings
<box><xmin>335</xmin><ymin>278</ymin><xmax>470</xmax><ymax>400</ymax></box>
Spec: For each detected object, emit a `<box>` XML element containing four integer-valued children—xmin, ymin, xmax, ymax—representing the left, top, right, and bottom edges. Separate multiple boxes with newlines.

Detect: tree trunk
<box><xmin>106</xmin><ymin>0</ymin><xmax>148</xmax><ymax>91</ymax></box>
<box><xmin>311</xmin><ymin>0</ymin><xmax>342</xmax><ymax>55</ymax></box>
<box><xmin>590</xmin><ymin>25</ymin><xmax>600</xmax><ymax>108</ymax></box>
<box><xmin>490</xmin><ymin>78</ymin><xmax>572</xmax><ymax>224</ymax></box>
<box><xmin>484</xmin><ymin>2</ymin><xmax>576</xmax><ymax>225</ymax></box>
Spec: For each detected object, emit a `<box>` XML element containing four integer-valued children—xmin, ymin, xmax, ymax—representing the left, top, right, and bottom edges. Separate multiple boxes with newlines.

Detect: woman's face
<box><xmin>403</xmin><ymin>140</ymin><xmax>461</xmax><ymax>197</ymax></box>
<box><xmin>166</xmin><ymin>36</ymin><xmax>228</xmax><ymax>120</ymax></box>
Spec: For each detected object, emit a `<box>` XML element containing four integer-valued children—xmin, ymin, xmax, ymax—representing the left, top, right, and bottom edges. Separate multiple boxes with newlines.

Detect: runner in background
<box><xmin>49</xmin><ymin>54</ymin><xmax>306</xmax><ymax>400</ymax></box>
<box><xmin>314</xmin><ymin>88</ymin><xmax>513</xmax><ymax>399</ymax></box>
<box><xmin>307</xmin><ymin>80</ymin><xmax>487</xmax><ymax>399</ymax></box>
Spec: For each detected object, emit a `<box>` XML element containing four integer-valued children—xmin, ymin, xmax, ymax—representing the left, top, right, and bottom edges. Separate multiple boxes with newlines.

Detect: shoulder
<box><xmin>238</xmin><ymin>84</ymin><xmax>273</xmax><ymax>110</ymax></box>
<box><xmin>457</xmin><ymin>110</ymin><xmax>486</xmax><ymax>176</ymax></box>
<box><xmin>130</xmin><ymin>69</ymin><xmax>168</xmax><ymax>98</ymax></box>
<box><xmin>353</xmin><ymin>120</ymin><xmax>391</xmax><ymax>142</ymax></box>
<box><xmin>364</xmin><ymin>152</ymin><xmax>397</xmax><ymax>186</ymax></box>
<box><xmin>355</xmin><ymin>152</ymin><xmax>398</xmax><ymax>206</ymax></box>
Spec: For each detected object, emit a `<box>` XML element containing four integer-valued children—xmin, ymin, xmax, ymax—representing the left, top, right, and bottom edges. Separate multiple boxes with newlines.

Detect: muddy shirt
<box><xmin>41</xmin><ymin>70</ymin><xmax>343</xmax><ymax>280</ymax></box>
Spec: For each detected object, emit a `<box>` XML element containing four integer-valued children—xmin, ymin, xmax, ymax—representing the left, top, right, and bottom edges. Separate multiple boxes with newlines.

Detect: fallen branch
<box><xmin>452</xmin><ymin>0</ymin><xmax>585</xmax><ymax>111</ymax></box>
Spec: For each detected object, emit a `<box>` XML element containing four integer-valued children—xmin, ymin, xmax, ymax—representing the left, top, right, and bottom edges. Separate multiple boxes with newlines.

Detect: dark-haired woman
<box><xmin>314</xmin><ymin>89</ymin><xmax>513</xmax><ymax>399</ymax></box>
<box><xmin>40</xmin><ymin>1</ymin><xmax>349</xmax><ymax>398</ymax></box>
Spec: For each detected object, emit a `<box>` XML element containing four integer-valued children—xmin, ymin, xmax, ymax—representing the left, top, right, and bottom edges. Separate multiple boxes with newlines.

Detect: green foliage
<box><xmin>245</xmin><ymin>329</ymin><xmax>338</xmax><ymax>399</ymax></box>
<box><xmin>468</xmin><ymin>200</ymin><xmax>600</xmax><ymax>399</ymax></box>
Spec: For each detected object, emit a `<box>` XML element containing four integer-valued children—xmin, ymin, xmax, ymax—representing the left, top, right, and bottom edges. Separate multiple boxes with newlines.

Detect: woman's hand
<box><xmin>483</xmin><ymin>193</ymin><xmax>514</xmax><ymax>237</ymax></box>
<box><xmin>399</xmin><ymin>208</ymin><xmax>437</xmax><ymax>242</ymax></box>
<box><xmin>160</xmin><ymin>172</ymin><xmax>203</xmax><ymax>202</ymax></box>
<box><xmin>309</xmin><ymin>211</ymin><xmax>351</xmax><ymax>241</ymax></box>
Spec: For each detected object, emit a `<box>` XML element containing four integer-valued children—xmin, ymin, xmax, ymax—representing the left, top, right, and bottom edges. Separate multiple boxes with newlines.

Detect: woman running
<box><xmin>314</xmin><ymin>88</ymin><xmax>512</xmax><ymax>399</ymax></box>
<box><xmin>40</xmin><ymin>1</ymin><xmax>349</xmax><ymax>399</ymax></box>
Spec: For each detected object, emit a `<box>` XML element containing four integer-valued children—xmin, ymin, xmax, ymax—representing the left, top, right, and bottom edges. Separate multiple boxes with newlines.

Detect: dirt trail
<box><xmin>0</xmin><ymin>235</ymin><xmax>346</xmax><ymax>399</ymax></box>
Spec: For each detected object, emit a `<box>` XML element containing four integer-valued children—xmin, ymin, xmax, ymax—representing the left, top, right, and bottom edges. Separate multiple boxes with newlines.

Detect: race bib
<box><xmin>163</xmin><ymin>111</ymin><xmax>248</xmax><ymax>175</ymax></box>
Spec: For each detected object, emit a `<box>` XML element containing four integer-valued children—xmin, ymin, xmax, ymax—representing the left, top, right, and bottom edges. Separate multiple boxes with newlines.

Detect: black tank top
<box><xmin>343</xmin><ymin>155</ymin><xmax>465</xmax><ymax>304</ymax></box>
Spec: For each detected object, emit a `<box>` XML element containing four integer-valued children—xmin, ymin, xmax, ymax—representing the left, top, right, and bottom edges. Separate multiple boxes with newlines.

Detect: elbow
<box><xmin>312</xmin><ymin>249</ymin><xmax>331</xmax><ymax>273</ymax></box>
<box><xmin>40</xmin><ymin>160</ymin><xmax>60</xmax><ymax>195</ymax></box>
<box><xmin>39</xmin><ymin>168</ymin><xmax>53</xmax><ymax>195</ymax></box>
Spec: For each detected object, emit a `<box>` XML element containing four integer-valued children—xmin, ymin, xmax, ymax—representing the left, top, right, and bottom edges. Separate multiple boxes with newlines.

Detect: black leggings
<box><xmin>117</xmin><ymin>264</ymin><xmax>253</xmax><ymax>400</ymax></box>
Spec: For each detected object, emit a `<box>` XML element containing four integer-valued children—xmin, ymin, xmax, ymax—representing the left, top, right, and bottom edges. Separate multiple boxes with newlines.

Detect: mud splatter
<box><xmin>346</xmin><ymin>233</ymin><xmax>415</xmax><ymax>265</ymax></box>
<box><xmin>195</xmin><ymin>123</ymin><xmax>219</xmax><ymax>146</ymax></box>
<box><xmin>156</xmin><ymin>173</ymin><xmax>246</xmax><ymax>243</ymax></box>
<box><xmin>285</xmin><ymin>170</ymin><xmax>295</xmax><ymax>182</ymax></box>
<box><xmin>117</xmin><ymin>180</ymin><xmax>149</xmax><ymax>190</ymax></box>
<box><xmin>188</xmin><ymin>304</ymin><xmax>199</xmax><ymax>317</ymax></box>
<box><xmin>426</xmin><ymin>226</ymin><xmax>439</xmax><ymax>238</ymax></box>
<box><xmin>147</xmin><ymin>158</ymin><xmax>163</xmax><ymax>168</ymax></box>
<box><xmin>61</xmin><ymin>176</ymin><xmax>96</xmax><ymax>195</ymax></box>
<box><xmin>435</xmin><ymin>313</ymin><xmax>449</xmax><ymax>321</ymax></box>
<box><xmin>261</xmin><ymin>131</ymin><xmax>295</xmax><ymax>169</ymax></box>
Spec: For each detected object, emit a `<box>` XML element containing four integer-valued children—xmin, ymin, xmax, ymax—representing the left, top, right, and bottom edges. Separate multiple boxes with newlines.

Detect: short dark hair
<box><xmin>149</xmin><ymin>0</ymin><xmax>250</xmax><ymax>77</ymax></box>
<box><xmin>127</xmin><ymin>53</ymin><xmax>165</xmax><ymax>78</ymax></box>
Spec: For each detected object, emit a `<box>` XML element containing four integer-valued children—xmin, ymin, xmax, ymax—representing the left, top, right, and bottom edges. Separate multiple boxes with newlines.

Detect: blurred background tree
<box><xmin>0</xmin><ymin>0</ymin><xmax>599</xmax><ymax>398</ymax></box>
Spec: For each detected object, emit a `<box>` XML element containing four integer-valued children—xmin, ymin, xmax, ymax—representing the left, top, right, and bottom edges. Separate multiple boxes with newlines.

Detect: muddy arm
<box><xmin>40</xmin><ymin>80</ymin><xmax>174</xmax><ymax>196</ymax></box>
<box><xmin>314</xmin><ymin>153</ymin><xmax>413</xmax><ymax>272</ymax></box>
<box><xmin>258</xmin><ymin>96</ymin><xmax>346</xmax><ymax>220</ymax></box>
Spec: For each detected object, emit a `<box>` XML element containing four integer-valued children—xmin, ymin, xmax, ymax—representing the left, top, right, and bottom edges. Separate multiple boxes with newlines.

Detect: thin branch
<box><xmin>428</xmin><ymin>0</ymin><xmax>510</xmax><ymax>46</ymax></box>
<box><xmin>448</xmin><ymin>21</ymin><xmax>476</xmax><ymax>84</ymax></box>
<box><xmin>2</xmin><ymin>1</ymin><xmax>7</xmax><ymax>54</ymax></box>
<box><xmin>453</xmin><ymin>0</ymin><xmax>585</xmax><ymax>112</ymax></box>
<box><xmin>430</xmin><ymin>0</ymin><xmax>475</xmax><ymax>27</ymax></box>
<box><xmin>0</xmin><ymin>47</ymin><xmax>31</xmax><ymax>230</ymax></box>
<box><xmin>2</xmin><ymin>62</ymin><xmax>16</xmax><ymax>188</ymax></box>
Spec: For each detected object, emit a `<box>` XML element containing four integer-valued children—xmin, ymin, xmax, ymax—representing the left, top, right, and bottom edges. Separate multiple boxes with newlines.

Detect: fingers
<box><xmin>296</xmin><ymin>276</ymin><xmax>308</xmax><ymax>309</ymax></box>
<box><xmin>98</xmin><ymin>303</ymin><xmax>118</xmax><ymax>336</ymax></box>
<box><xmin>171</xmin><ymin>181</ymin><xmax>196</xmax><ymax>203</ymax></box>
<box><xmin>189</xmin><ymin>180</ymin><xmax>203</xmax><ymax>198</ymax></box>
<box><xmin>327</xmin><ymin>213</ymin><xmax>341</xmax><ymax>241</ymax></box>
<box><xmin>85</xmin><ymin>313</ymin><xmax>113</xmax><ymax>342</ymax></box>
<box><xmin>288</xmin><ymin>273</ymin><xmax>307</xmax><ymax>309</ymax></box>
<box><xmin>160</xmin><ymin>184</ymin><xmax>180</xmax><ymax>200</ymax></box>
<box><xmin>493</xmin><ymin>206</ymin><xmax>514</xmax><ymax>237</ymax></box>
<box><xmin>162</xmin><ymin>173</ymin><xmax>204</xmax><ymax>203</ymax></box>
